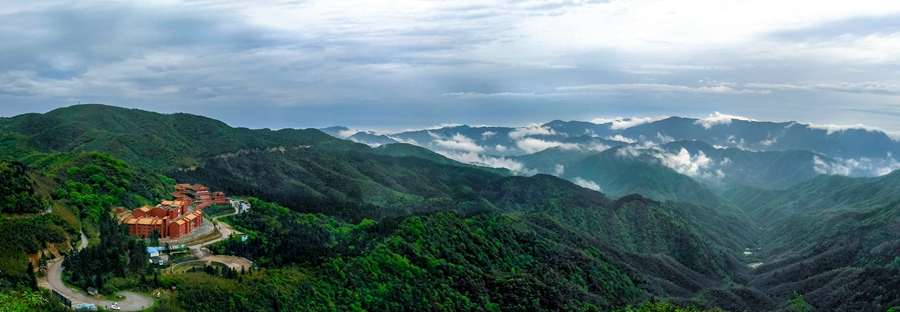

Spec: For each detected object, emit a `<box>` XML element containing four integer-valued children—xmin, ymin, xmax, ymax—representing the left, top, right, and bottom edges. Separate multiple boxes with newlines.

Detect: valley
<box><xmin>1</xmin><ymin>104</ymin><xmax>899</xmax><ymax>311</ymax></box>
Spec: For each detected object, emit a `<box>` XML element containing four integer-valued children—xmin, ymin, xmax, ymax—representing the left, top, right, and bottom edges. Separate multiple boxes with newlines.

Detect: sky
<box><xmin>2</xmin><ymin>0</ymin><xmax>900</xmax><ymax>132</ymax></box>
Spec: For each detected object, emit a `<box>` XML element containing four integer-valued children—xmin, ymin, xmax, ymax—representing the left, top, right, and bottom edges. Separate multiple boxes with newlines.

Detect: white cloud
<box><xmin>656</xmin><ymin>132</ymin><xmax>675</xmax><ymax>144</ymax></box>
<box><xmin>695</xmin><ymin>111</ymin><xmax>757</xmax><ymax>129</ymax></box>
<box><xmin>590</xmin><ymin>116</ymin><xmax>669</xmax><ymax>130</ymax></box>
<box><xmin>338</xmin><ymin>129</ymin><xmax>360</xmax><ymax>138</ymax></box>
<box><xmin>572</xmin><ymin>177</ymin><xmax>601</xmax><ymax>192</ymax></box>
<box><xmin>481</xmin><ymin>131</ymin><xmax>496</xmax><ymax>139</ymax></box>
<box><xmin>429</xmin><ymin>132</ymin><xmax>485</xmax><ymax>153</ymax></box>
<box><xmin>557</xmin><ymin>83</ymin><xmax>771</xmax><ymax>95</ymax></box>
<box><xmin>554</xmin><ymin>164</ymin><xmax>565</xmax><ymax>176</ymax></box>
<box><xmin>515</xmin><ymin>138</ymin><xmax>579</xmax><ymax>154</ymax></box>
<box><xmin>508</xmin><ymin>124</ymin><xmax>558</xmax><ymax>139</ymax></box>
<box><xmin>442</xmin><ymin>91</ymin><xmax>562</xmax><ymax>99</ymax></box>
<box><xmin>422</xmin><ymin>123</ymin><xmax>463</xmax><ymax>131</ymax></box>
<box><xmin>437</xmin><ymin>151</ymin><xmax>534</xmax><ymax>175</ymax></box>
<box><xmin>804</xmin><ymin>123</ymin><xmax>900</xmax><ymax>141</ymax></box>
<box><xmin>585</xmin><ymin>142</ymin><xmax>611</xmax><ymax>152</ymax></box>
<box><xmin>760</xmin><ymin>136</ymin><xmax>777</xmax><ymax>146</ymax></box>
<box><xmin>388</xmin><ymin>136</ymin><xmax>419</xmax><ymax>146</ymax></box>
<box><xmin>813</xmin><ymin>156</ymin><xmax>852</xmax><ymax>175</ymax></box>
<box><xmin>654</xmin><ymin>148</ymin><xmax>712</xmax><ymax>177</ymax></box>
<box><xmin>744</xmin><ymin>81</ymin><xmax>900</xmax><ymax>95</ymax></box>
<box><xmin>605</xmin><ymin>134</ymin><xmax>635</xmax><ymax>143</ymax></box>
<box><xmin>720</xmin><ymin>157</ymin><xmax>732</xmax><ymax>165</ymax></box>
<box><xmin>495</xmin><ymin>144</ymin><xmax>507</xmax><ymax>152</ymax></box>
<box><xmin>616</xmin><ymin>146</ymin><xmax>641</xmax><ymax>157</ymax></box>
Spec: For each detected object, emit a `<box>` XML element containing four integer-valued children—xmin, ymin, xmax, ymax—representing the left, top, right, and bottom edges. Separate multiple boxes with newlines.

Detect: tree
<box><xmin>149</xmin><ymin>229</ymin><xmax>160</xmax><ymax>247</ymax></box>
<box><xmin>25</xmin><ymin>262</ymin><xmax>38</xmax><ymax>289</ymax></box>
<box><xmin>789</xmin><ymin>291</ymin><xmax>810</xmax><ymax>312</ymax></box>
<box><xmin>164</xmin><ymin>242</ymin><xmax>171</xmax><ymax>255</ymax></box>
<box><xmin>37</xmin><ymin>255</ymin><xmax>48</xmax><ymax>275</ymax></box>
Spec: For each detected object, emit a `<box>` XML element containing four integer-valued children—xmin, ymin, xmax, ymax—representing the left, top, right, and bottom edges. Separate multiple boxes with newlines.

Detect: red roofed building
<box><xmin>123</xmin><ymin>183</ymin><xmax>223</xmax><ymax>239</ymax></box>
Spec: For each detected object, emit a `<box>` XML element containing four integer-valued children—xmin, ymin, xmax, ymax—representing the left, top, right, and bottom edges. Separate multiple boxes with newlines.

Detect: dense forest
<box><xmin>1</xmin><ymin>104</ymin><xmax>900</xmax><ymax>311</ymax></box>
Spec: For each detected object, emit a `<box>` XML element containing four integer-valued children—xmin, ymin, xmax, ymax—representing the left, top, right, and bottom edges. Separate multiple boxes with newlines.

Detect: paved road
<box><xmin>78</xmin><ymin>230</ymin><xmax>88</xmax><ymax>250</ymax></box>
<box><xmin>188</xmin><ymin>203</ymin><xmax>243</xmax><ymax>257</ymax></box>
<box><xmin>41</xmin><ymin>230</ymin><xmax>155</xmax><ymax>311</ymax></box>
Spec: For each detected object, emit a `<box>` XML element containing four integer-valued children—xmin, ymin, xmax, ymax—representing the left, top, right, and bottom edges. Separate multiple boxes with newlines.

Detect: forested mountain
<box><xmin>335</xmin><ymin>117</ymin><xmax>900</xmax><ymax>161</ymax></box>
<box><xmin>2</xmin><ymin>104</ymin><xmax>900</xmax><ymax>311</ymax></box>
<box><xmin>726</xmin><ymin>170</ymin><xmax>900</xmax><ymax>225</ymax></box>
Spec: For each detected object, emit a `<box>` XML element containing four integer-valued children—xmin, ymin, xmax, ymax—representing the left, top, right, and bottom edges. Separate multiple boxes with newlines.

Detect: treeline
<box><xmin>0</xmin><ymin>159</ymin><xmax>47</xmax><ymax>214</ymax></box>
<box><xmin>62</xmin><ymin>210</ymin><xmax>149</xmax><ymax>295</ymax></box>
<box><xmin>173</xmin><ymin>198</ymin><xmax>648</xmax><ymax>311</ymax></box>
<box><xmin>37</xmin><ymin>152</ymin><xmax>171</xmax><ymax>220</ymax></box>
<box><xmin>0</xmin><ymin>214</ymin><xmax>72</xmax><ymax>289</ymax></box>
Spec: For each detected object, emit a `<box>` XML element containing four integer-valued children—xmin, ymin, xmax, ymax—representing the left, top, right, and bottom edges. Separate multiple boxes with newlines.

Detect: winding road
<box><xmin>40</xmin><ymin>231</ymin><xmax>155</xmax><ymax>311</ymax></box>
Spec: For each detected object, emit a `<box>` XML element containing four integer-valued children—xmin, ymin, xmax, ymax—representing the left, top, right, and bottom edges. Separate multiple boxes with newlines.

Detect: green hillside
<box><xmin>726</xmin><ymin>170</ymin><xmax>900</xmax><ymax>225</ymax></box>
<box><xmin>5</xmin><ymin>104</ymin><xmax>900</xmax><ymax>311</ymax></box>
<box><xmin>562</xmin><ymin>147</ymin><xmax>741</xmax><ymax>213</ymax></box>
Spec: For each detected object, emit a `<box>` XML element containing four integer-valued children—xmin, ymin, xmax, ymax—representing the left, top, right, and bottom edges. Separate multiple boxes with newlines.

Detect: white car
<box><xmin>110</xmin><ymin>303</ymin><xmax>120</xmax><ymax>310</ymax></box>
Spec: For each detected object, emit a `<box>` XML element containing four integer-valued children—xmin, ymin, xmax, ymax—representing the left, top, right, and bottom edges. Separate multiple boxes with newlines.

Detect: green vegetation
<box><xmin>62</xmin><ymin>210</ymin><xmax>150</xmax><ymax>296</ymax></box>
<box><xmin>203</xmin><ymin>204</ymin><xmax>235</xmax><ymax>218</ymax></box>
<box><xmin>3</xmin><ymin>104</ymin><xmax>900</xmax><ymax>311</ymax></box>
<box><xmin>0</xmin><ymin>214</ymin><xmax>72</xmax><ymax>289</ymax></box>
<box><xmin>0</xmin><ymin>160</ymin><xmax>48</xmax><ymax>214</ymax></box>
<box><xmin>0</xmin><ymin>289</ymin><xmax>70</xmax><ymax>312</ymax></box>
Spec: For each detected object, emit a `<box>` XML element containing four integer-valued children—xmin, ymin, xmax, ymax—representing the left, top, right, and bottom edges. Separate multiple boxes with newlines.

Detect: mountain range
<box><xmin>1</xmin><ymin>104</ymin><xmax>899</xmax><ymax>311</ymax></box>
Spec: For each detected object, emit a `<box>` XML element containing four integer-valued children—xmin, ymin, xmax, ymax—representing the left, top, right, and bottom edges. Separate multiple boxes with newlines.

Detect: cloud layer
<box><xmin>3</xmin><ymin>1</ymin><xmax>900</xmax><ymax>132</ymax></box>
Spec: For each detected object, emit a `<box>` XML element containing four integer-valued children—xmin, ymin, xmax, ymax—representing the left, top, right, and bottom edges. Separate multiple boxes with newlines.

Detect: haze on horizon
<box><xmin>2</xmin><ymin>1</ymin><xmax>900</xmax><ymax>131</ymax></box>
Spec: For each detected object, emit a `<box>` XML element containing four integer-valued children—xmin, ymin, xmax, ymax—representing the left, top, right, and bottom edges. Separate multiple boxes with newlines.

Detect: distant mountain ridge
<box><xmin>322</xmin><ymin>114</ymin><xmax>900</xmax><ymax>193</ymax></box>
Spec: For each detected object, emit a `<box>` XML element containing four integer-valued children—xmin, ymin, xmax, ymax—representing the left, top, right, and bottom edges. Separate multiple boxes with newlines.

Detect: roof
<box><xmin>161</xmin><ymin>200</ymin><xmax>175</xmax><ymax>206</ymax></box>
<box><xmin>139</xmin><ymin>206</ymin><xmax>152</xmax><ymax>212</ymax></box>
<box><xmin>124</xmin><ymin>218</ymin><xmax>139</xmax><ymax>224</ymax></box>
<box><xmin>174</xmin><ymin>183</ymin><xmax>191</xmax><ymax>190</ymax></box>
<box><xmin>137</xmin><ymin>218</ymin><xmax>155</xmax><ymax>225</ymax></box>
<box><xmin>191</xmin><ymin>184</ymin><xmax>209</xmax><ymax>191</ymax></box>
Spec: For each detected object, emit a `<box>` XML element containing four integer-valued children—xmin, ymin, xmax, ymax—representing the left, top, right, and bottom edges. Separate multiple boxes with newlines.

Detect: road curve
<box><xmin>42</xmin><ymin>230</ymin><xmax>155</xmax><ymax>311</ymax></box>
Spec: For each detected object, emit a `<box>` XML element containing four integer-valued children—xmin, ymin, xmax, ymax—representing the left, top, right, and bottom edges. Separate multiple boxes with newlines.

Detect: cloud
<box><xmin>654</xmin><ymin>148</ymin><xmax>712</xmax><ymax>177</ymax></box>
<box><xmin>694</xmin><ymin>112</ymin><xmax>757</xmax><ymax>129</ymax></box>
<box><xmin>585</xmin><ymin>142</ymin><xmax>611</xmax><ymax>152</ymax></box>
<box><xmin>605</xmin><ymin>134</ymin><xmax>635</xmax><ymax>143</ymax></box>
<box><xmin>572</xmin><ymin>177</ymin><xmax>601</xmax><ymax>192</ymax></box>
<box><xmin>481</xmin><ymin>131</ymin><xmax>496</xmax><ymax>139</ymax></box>
<box><xmin>760</xmin><ymin>136</ymin><xmax>777</xmax><ymax>146</ymax></box>
<box><xmin>554</xmin><ymin>164</ymin><xmax>565</xmax><ymax>176</ymax></box>
<box><xmin>515</xmin><ymin>138</ymin><xmax>579</xmax><ymax>154</ymax></box>
<box><xmin>619</xmin><ymin>64</ymin><xmax>733</xmax><ymax>75</ymax></box>
<box><xmin>556</xmin><ymin>84</ymin><xmax>771</xmax><ymax>95</ymax></box>
<box><xmin>813</xmin><ymin>156</ymin><xmax>852</xmax><ymax>175</ymax></box>
<box><xmin>437</xmin><ymin>151</ymin><xmax>534</xmax><ymax>175</ymax></box>
<box><xmin>388</xmin><ymin>136</ymin><xmax>420</xmax><ymax>145</ymax></box>
<box><xmin>508</xmin><ymin>124</ymin><xmax>558</xmax><ymax>139</ymax></box>
<box><xmin>804</xmin><ymin>123</ymin><xmax>900</xmax><ymax>141</ymax></box>
<box><xmin>744</xmin><ymin>81</ymin><xmax>900</xmax><ymax>95</ymax></box>
<box><xmin>495</xmin><ymin>144</ymin><xmax>507</xmax><ymax>152</ymax></box>
<box><xmin>337</xmin><ymin>129</ymin><xmax>359</xmax><ymax>138</ymax></box>
<box><xmin>616</xmin><ymin>146</ymin><xmax>641</xmax><ymax>157</ymax></box>
<box><xmin>656</xmin><ymin>132</ymin><xmax>675</xmax><ymax>144</ymax></box>
<box><xmin>429</xmin><ymin>132</ymin><xmax>485</xmax><ymax>152</ymax></box>
<box><xmin>590</xmin><ymin>116</ymin><xmax>669</xmax><ymax>130</ymax></box>
<box><xmin>442</xmin><ymin>92</ymin><xmax>564</xmax><ymax>99</ymax></box>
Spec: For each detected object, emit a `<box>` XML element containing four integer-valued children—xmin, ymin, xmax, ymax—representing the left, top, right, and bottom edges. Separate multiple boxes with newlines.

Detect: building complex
<box><xmin>123</xmin><ymin>183</ymin><xmax>226</xmax><ymax>239</ymax></box>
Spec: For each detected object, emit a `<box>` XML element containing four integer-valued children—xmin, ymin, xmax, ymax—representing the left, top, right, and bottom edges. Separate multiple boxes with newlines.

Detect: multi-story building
<box><xmin>123</xmin><ymin>183</ymin><xmax>220</xmax><ymax>239</ymax></box>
